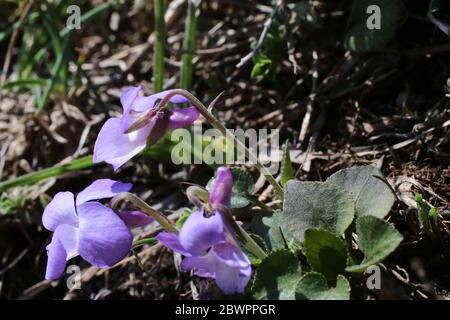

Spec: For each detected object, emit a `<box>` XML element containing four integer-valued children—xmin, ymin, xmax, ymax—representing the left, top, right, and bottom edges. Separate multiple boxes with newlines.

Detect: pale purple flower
<box><xmin>93</xmin><ymin>86</ymin><xmax>199</xmax><ymax>170</ymax></box>
<box><xmin>157</xmin><ymin>167</ymin><xmax>252</xmax><ymax>295</ymax></box>
<box><xmin>42</xmin><ymin>179</ymin><xmax>136</xmax><ymax>280</ymax></box>
<box><xmin>119</xmin><ymin>210</ymin><xmax>154</xmax><ymax>229</ymax></box>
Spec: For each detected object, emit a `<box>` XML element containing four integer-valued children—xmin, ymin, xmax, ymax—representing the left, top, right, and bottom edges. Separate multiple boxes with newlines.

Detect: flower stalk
<box><xmin>112</xmin><ymin>192</ymin><xmax>178</xmax><ymax>234</ymax></box>
<box><xmin>221</xmin><ymin>209</ymin><xmax>268</xmax><ymax>260</ymax></box>
<box><xmin>158</xmin><ymin>89</ymin><xmax>285</xmax><ymax>201</ymax></box>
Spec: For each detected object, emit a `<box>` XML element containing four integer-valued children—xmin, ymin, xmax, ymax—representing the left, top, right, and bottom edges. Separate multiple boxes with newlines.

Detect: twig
<box><xmin>297</xmin><ymin>51</ymin><xmax>319</xmax><ymax>149</ymax></box>
<box><xmin>278</xmin><ymin>0</ymin><xmax>300</xmax><ymax>74</ymax></box>
<box><xmin>235</xmin><ymin>2</ymin><xmax>280</xmax><ymax>69</ymax></box>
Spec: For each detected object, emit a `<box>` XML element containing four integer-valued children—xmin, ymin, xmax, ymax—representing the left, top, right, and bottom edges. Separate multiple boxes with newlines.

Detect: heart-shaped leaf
<box><xmin>282</xmin><ymin>180</ymin><xmax>355</xmax><ymax>242</ymax></box>
<box><xmin>296</xmin><ymin>273</ymin><xmax>350</xmax><ymax>300</ymax></box>
<box><xmin>303</xmin><ymin>229</ymin><xmax>348</xmax><ymax>283</ymax></box>
<box><xmin>252</xmin><ymin>249</ymin><xmax>301</xmax><ymax>300</ymax></box>
<box><xmin>251</xmin><ymin>210</ymin><xmax>286</xmax><ymax>251</ymax></box>
<box><xmin>344</xmin><ymin>0</ymin><xmax>402</xmax><ymax>53</ymax></box>
<box><xmin>346</xmin><ymin>215</ymin><xmax>403</xmax><ymax>273</ymax></box>
<box><xmin>326</xmin><ymin>165</ymin><xmax>395</xmax><ymax>218</ymax></box>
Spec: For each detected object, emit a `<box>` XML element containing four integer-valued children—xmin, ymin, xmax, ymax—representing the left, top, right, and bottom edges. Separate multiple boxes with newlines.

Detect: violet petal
<box><xmin>93</xmin><ymin>117</ymin><xmax>151</xmax><ymax>170</ymax></box>
<box><xmin>119</xmin><ymin>210</ymin><xmax>154</xmax><ymax>229</ymax></box>
<box><xmin>42</xmin><ymin>191</ymin><xmax>78</xmax><ymax>232</ymax></box>
<box><xmin>120</xmin><ymin>86</ymin><xmax>142</xmax><ymax>131</ymax></box>
<box><xmin>45</xmin><ymin>224</ymin><xmax>79</xmax><ymax>280</ymax></box>
<box><xmin>209</xmin><ymin>166</ymin><xmax>233</xmax><ymax>208</ymax></box>
<box><xmin>179</xmin><ymin>210</ymin><xmax>226</xmax><ymax>256</ymax></box>
<box><xmin>156</xmin><ymin>232</ymin><xmax>192</xmax><ymax>257</ymax></box>
<box><xmin>76</xmin><ymin>179</ymin><xmax>132</xmax><ymax>205</ymax></box>
<box><xmin>77</xmin><ymin>202</ymin><xmax>132</xmax><ymax>268</ymax></box>
<box><xmin>168</xmin><ymin>106</ymin><xmax>200</xmax><ymax>130</ymax></box>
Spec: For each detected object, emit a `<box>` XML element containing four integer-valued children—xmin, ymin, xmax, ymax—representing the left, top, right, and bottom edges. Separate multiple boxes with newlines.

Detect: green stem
<box><xmin>37</xmin><ymin>33</ymin><xmax>71</xmax><ymax>110</ymax></box>
<box><xmin>112</xmin><ymin>192</ymin><xmax>178</xmax><ymax>234</ymax></box>
<box><xmin>133</xmin><ymin>237</ymin><xmax>157</xmax><ymax>248</ymax></box>
<box><xmin>158</xmin><ymin>89</ymin><xmax>285</xmax><ymax>201</ymax></box>
<box><xmin>153</xmin><ymin>0</ymin><xmax>165</xmax><ymax>92</ymax></box>
<box><xmin>245</xmin><ymin>194</ymin><xmax>273</xmax><ymax>213</ymax></box>
<box><xmin>0</xmin><ymin>155</ymin><xmax>95</xmax><ymax>193</ymax></box>
<box><xmin>222</xmin><ymin>210</ymin><xmax>267</xmax><ymax>260</ymax></box>
<box><xmin>180</xmin><ymin>0</ymin><xmax>197</xmax><ymax>90</ymax></box>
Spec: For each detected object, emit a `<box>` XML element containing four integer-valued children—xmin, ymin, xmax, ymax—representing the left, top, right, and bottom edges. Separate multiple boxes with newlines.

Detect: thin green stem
<box><xmin>37</xmin><ymin>33</ymin><xmax>71</xmax><ymax>110</ymax></box>
<box><xmin>158</xmin><ymin>89</ymin><xmax>285</xmax><ymax>201</ymax></box>
<box><xmin>133</xmin><ymin>237</ymin><xmax>157</xmax><ymax>249</ymax></box>
<box><xmin>153</xmin><ymin>0</ymin><xmax>165</xmax><ymax>92</ymax></box>
<box><xmin>0</xmin><ymin>155</ymin><xmax>95</xmax><ymax>193</ymax></box>
<box><xmin>180</xmin><ymin>0</ymin><xmax>197</xmax><ymax>89</ymax></box>
<box><xmin>112</xmin><ymin>192</ymin><xmax>178</xmax><ymax>234</ymax></box>
<box><xmin>222</xmin><ymin>210</ymin><xmax>267</xmax><ymax>260</ymax></box>
<box><xmin>245</xmin><ymin>194</ymin><xmax>273</xmax><ymax>213</ymax></box>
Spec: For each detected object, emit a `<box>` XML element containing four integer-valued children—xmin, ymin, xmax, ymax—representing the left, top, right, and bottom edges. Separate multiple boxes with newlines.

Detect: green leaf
<box><xmin>3</xmin><ymin>78</ymin><xmax>47</xmax><ymax>89</ymax></box>
<box><xmin>326</xmin><ymin>165</ymin><xmax>395</xmax><ymax>218</ymax></box>
<box><xmin>279</xmin><ymin>142</ymin><xmax>294</xmax><ymax>187</ymax></box>
<box><xmin>176</xmin><ymin>207</ymin><xmax>193</xmax><ymax>229</ymax></box>
<box><xmin>252</xmin><ymin>249</ymin><xmax>301</xmax><ymax>300</ymax></box>
<box><xmin>240</xmin><ymin>233</ymin><xmax>268</xmax><ymax>266</ymax></box>
<box><xmin>0</xmin><ymin>155</ymin><xmax>95</xmax><ymax>193</ymax></box>
<box><xmin>251</xmin><ymin>210</ymin><xmax>286</xmax><ymax>250</ymax></box>
<box><xmin>207</xmin><ymin>167</ymin><xmax>254</xmax><ymax>208</ymax></box>
<box><xmin>180</xmin><ymin>0</ymin><xmax>197</xmax><ymax>89</ymax></box>
<box><xmin>282</xmin><ymin>180</ymin><xmax>355</xmax><ymax>242</ymax></box>
<box><xmin>346</xmin><ymin>215</ymin><xmax>403</xmax><ymax>273</ymax></box>
<box><xmin>344</xmin><ymin>0</ymin><xmax>402</xmax><ymax>53</ymax></box>
<box><xmin>303</xmin><ymin>229</ymin><xmax>348</xmax><ymax>283</ymax></box>
<box><xmin>251</xmin><ymin>54</ymin><xmax>272</xmax><ymax>78</ymax></box>
<box><xmin>296</xmin><ymin>273</ymin><xmax>350</xmax><ymax>300</ymax></box>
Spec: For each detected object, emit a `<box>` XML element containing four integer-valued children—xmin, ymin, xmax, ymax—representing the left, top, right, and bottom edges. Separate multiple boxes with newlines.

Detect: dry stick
<box><xmin>279</xmin><ymin>0</ymin><xmax>300</xmax><ymax>74</ymax></box>
<box><xmin>0</xmin><ymin>0</ymin><xmax>34</xmax><ymax>101</ymax></box>
<box><xmin>297</xmin><ymin>51</ymin><xmax>319</xmax><ymax>150</ymax></box>
<box><xmin>158</xmin><ymin>89</ymin><xmax>284</xmax><ymax>201</ymax></box>
<box><xmin>235</xmin><ymin>2</ymin><xmax>280</xmax><ymax>69</ymax></box>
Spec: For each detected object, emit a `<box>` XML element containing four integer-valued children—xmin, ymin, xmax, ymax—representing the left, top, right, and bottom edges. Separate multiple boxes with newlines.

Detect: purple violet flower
<box><xmin>42</xmin><ymin>179</ymin><xmax>142</xmax><ymax>280</ymax></box>
<box><xmin>93</xmin><ymin>86</ymin><xmax>200</xmax><ymax>170</ymax></box>
<box><xmin>157</xmin><ymin>167</ymin><xmax>252</xmax><ymax>295</ymax></box>
<box><xmin>119</xmin><ymin>210</ymin><xmax>154</xmax><ymax>229</ymax></box>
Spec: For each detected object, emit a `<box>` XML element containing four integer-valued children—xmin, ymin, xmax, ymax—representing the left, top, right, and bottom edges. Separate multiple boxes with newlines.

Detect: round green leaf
<box><xmin>251</xmin><ymin>210</ymin><xmax>286</xmax><ymax>250</ymax></box>
<box><xmin>326</xmin><ymin>165</ymin><xmax>395</xmax><ymax>218</ymax></box>
<box><xmin>344</xmin><ymin>0</ymin><xmax>402</xmax><ymax>53</ymax></box>
<box><xmin>296</xmin><ymin>273</ymin><xmax>351</xmax><ymax>300</ymax></box>
<box><xmin>282</xmin><ymin>180</ymin><xmax>355</xmax><ymax>242</ymax></box>
<box><xmin>252</xmin><ymin>249</ymin><xmax>301</xmax><ymax>300</ymax></box>
<box><xmin>346</xmin><ymin>215</ymin><xmax>403</xmax><ymax>273</ymax></box>
<box><xmin>303</xmin><ymin>229</ymin><xmax>348</xmax><ymax>283</ymax></box>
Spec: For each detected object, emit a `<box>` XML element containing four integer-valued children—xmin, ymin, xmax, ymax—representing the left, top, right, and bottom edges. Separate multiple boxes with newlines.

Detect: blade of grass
<box><xmin>44</xmin><ymin>2</ymin><xmax>70</xmax><ymax>90</ymax></box>
<box><xmin>59</xmin><ymin>2</ymin><xmax>113</xmax><ymax>38</ymax></box>
<box><xmin>37</xmin><ymin>33</ymin><xmax>71</xmax><ymax>110</ymax></box>
<box><xmin>3</xmin><ymin>78</ymin><xmax>47</xmax><ymax>89</ymax></box>
<box><xmin>180</xmin><ymin>0</ymin><xmax>198</xmax><ymax>90</ymax></box>
<box><xmin>0</xmin><ymin>130</ymin><xmax>216</xmax><ymax>193</ymax></box>
<box><xmin>0</xmin><ymin>155</ymin><xmax>94</xmax><ymax>193</ymax></box>
<box><xmin>153</xmin><ymin>0</ymin><xmax>165</xmax><ymax>92</ymax></box>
